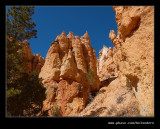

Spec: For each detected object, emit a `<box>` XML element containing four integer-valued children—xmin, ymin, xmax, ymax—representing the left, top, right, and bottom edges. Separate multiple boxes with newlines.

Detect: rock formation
<box><xmin>97</xmin><ymin>45</ymin><xmax>118</xmax><ymax>82</ymax></box>
<box><xmin>32</xmin><ymin>53</ymin><xmax>45</xmax><ymax>73</ymax></box>
<box><xmin>39</xmin><ymin>31</ymin><xmax>101</xmax><ymax>116</ymax></box>
<box><xmin>84</xmin><ymin>6</ymin><xmax>154</xmax><ymax>117</ymax></box>
<box><xmin>21</xmin><ymin>40</ymin><xmax>45</xmax><ymax>74</ymax></box>
<box><xmin>112</xmin><ymin>6</ymin><xmax>154</xmax><ymax>116</ymax></box>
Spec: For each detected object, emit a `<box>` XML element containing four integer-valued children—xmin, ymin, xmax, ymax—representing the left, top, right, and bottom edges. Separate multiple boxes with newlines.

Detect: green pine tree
<box><xmin>6</xmin><ymin>6</ymin><xmax>45</xmax><ymax>116</ymax></box>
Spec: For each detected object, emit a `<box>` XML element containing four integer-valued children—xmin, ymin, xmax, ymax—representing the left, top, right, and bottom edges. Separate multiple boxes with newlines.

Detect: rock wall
<box><xmin>96</xmin><ymin>6</ymin><xmax>154</xmax><ymax>116</ymax></box>
<box><xmin>113</xmin><ymin>6</ymin><xmax>154</xmax><ymax>116</ymax></box>
<box><xmin>39</xmin><ymin>31</ymin><xmax>101</xmax><ymax>116</ymax></box>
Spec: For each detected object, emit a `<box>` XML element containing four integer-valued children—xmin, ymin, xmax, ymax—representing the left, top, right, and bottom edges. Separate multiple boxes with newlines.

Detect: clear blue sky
<box><xmin>8</xmin><ymin>6</ymin><xmax>118</xmax><ymax>58</ymax></box>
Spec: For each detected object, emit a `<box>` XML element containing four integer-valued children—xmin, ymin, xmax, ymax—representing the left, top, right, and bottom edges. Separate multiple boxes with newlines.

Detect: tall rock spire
<box><xmin>81</xmin><ymin>31</ymin><xmax>90</xmax><ymax>40</ymax></box>
<box><xmin>61</xmin><ymin>30</ymin><xmax>66</xmax><ymax>36</ymax></box>
<box><xmin>67</xmin><ymin>31</ymin><xmax>74</xmax><ymax>38</ymax></box>
<box><xmin>84</xmin><ymin>31</ymin><xmax>89</xmax><ymax>37</ymax></box>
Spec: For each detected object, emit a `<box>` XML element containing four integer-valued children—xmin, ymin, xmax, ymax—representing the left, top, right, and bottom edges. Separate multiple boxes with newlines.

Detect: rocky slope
<box><xmin>21</xmin><ymin>40</ymin><xmax>45</xmax><ymax>74</ymax></box>
<box><xmin>78</xmin><ymin>77</ymin><xmax>140</xmax><ymax>117</ymax></box>
<box><xmin>39</xmin><ymin>31</ymin><xmax>100</xmax><ymax>116</ymax></box>
<box><xmin>78</xmin><ymin>6</ymin><xmax>154</xmax><ymax>117</ymax></box>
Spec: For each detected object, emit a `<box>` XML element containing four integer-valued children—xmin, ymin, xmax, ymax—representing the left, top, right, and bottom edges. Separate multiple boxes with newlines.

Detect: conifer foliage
<box><xmin>7</xmin><ymin>6</ymin><xmax>37</xmax><ymax>42</ymax></box>
<box><xmin>6</xmin><ymin>6</ymin><xmax>46</xmax><ymax>116</ymax></box>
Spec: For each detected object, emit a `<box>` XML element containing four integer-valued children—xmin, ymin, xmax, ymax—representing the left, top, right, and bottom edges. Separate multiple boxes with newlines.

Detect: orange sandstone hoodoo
<box><xmin>39</xmin><ymin>31</ymin><xmax>101</xmax><ymax>116</ymax></box>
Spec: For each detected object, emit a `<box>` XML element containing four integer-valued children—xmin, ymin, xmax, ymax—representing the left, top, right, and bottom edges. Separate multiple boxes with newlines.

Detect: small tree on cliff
<box><xmin>86</xmin><ymin>68</ymin><xmax>98</xmax><ymax>105</ymax></box>
<box><xmin>6</xmin><ymin>6</ymin><xmax>45</xmax><ymax>116</ymax></box>
<box><xmin>86</xmin><ymin>68</ymin><xmax>95</xmax><ymax>86</ymax></box>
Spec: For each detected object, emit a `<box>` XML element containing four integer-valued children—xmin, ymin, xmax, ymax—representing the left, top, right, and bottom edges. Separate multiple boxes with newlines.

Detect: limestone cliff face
<box><xmin>39</xmin><ymin>31</ymin><xmax>100</xmax><ymax>116</ymax></box>
<box><xmin>94</xmin><ymin>6</ymin><xmax>154</xmax><ymax>117</ymax></box>
<box><xmin>21</xmin><ymin>40</ymin><xmax>45</xmax><ymax>74</ymax></box>
<box><xmin>112</xmin><ymin>6</ymin><xmax>154</xmax><ymax>116</ymax></box>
